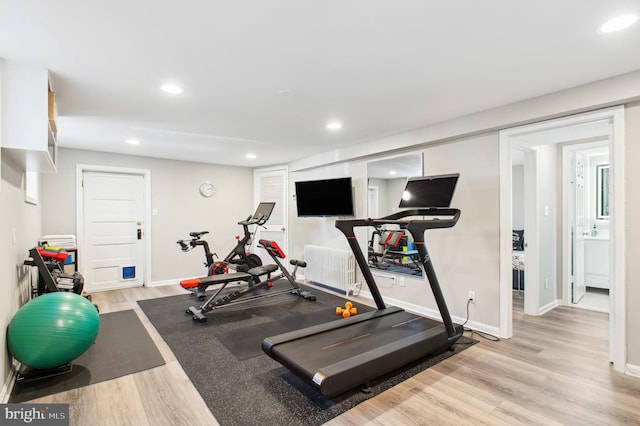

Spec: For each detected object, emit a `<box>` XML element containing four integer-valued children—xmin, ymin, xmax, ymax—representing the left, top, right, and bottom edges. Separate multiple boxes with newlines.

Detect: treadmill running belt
<box><xmin>264</xmin><ymin>308</ymin><xmax>453</xmax><ymax>397</ymax></box>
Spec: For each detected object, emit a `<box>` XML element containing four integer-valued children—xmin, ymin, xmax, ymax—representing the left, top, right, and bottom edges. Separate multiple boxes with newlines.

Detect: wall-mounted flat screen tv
<box><xmin>398</xmin><ymin>173</ymin><xmax>459</xmax><ymax>208</ymax></box>
<box><xmin>295</xmin><ymin>177</ymin><xmax>354</xmax><ymax>217</ymax></box>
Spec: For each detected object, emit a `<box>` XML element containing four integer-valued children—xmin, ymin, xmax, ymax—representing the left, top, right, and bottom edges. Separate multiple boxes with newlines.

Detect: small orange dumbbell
<box><xmin>336</xmin><ymin>301</ymin><xmax>357</xmax><ymax>317</ymax></box>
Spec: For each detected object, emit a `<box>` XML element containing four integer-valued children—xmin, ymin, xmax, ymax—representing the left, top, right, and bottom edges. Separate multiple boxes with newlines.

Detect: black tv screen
<box><xmin>398</xmin><ymin>173</ymin><xmax>459</xmax><ymax>208</ymax></box>
<box><xmin>295</xmin><ymin>177</ymin><xmax>354</xmax><ymax>217</ymax></box>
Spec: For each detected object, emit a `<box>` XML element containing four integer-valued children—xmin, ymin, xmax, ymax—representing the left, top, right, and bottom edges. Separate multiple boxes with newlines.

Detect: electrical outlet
<box><xmin>399</xmin><ymin>276</ymin><xmax>405</xmax><ymax>287</ymax></box>
<box><xmin>468</xmin><ymin>290</ymin><xmax>476</xmax><ymax>303</ymax></box>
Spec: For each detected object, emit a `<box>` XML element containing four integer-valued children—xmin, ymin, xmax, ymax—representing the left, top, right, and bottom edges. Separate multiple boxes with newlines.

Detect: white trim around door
<box><xmin>499</xmin><ymin>106</ymin><xmax>626</xmax><ymax>373</ymax></box>
<box><xmin>76</xmin><ymin>164</ymin><xmax>152</xmax><ymax>289</ymax></box>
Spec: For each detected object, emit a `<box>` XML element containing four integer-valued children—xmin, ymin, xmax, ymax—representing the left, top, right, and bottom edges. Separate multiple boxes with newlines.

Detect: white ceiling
<box><xmin>1</xmin><ymin>1</ymin><xmax>639</xmax><ymax>168</ymax></box>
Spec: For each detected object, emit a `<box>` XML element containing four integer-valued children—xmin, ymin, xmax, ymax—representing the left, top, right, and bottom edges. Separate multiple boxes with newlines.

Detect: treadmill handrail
<box><xmin>336</xmin><ymin>208</ymin><xmax>460</xmax><ymax>233</ymax></box>
<box><xmin>335</xmin><ymin>207</ymin><xmax>460</xmax><ymax>337</ymax></box>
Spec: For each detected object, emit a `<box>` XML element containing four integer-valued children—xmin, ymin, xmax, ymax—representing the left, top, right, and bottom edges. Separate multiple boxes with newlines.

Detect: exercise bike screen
<box><xmin>399</xmin><ymin>173</ymin><xmax>459</xmax><ymax>208</ymax></box>
<box><xmin>252</xmin><ymin>202</ymin><xmax>276</xmax><ymax>221</ymax></box>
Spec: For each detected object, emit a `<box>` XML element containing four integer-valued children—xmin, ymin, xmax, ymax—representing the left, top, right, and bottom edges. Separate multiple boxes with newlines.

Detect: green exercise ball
<box><xmin>7</xmin><ymin>292</ymin><xmax>100</xmax><ymax>370</ymax></box>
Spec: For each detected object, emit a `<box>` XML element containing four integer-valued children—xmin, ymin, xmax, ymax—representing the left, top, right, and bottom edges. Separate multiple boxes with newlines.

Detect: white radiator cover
<box><xmin>303</xmin><ymin>245</ymin><xmax>356</xmax><ymax>294</ymax></box>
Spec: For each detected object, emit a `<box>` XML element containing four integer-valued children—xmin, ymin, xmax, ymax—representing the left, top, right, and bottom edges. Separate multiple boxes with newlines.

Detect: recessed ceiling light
<box><xmin>126</xmin><ymin>139</ymin><xmax>141</xmax><ymax>145</ymax></box>
<box><xmin>326</xmin><ymin>121</ymin><xmax>343</xmax><ymax>130</ymax></box>
<box><xmin>160</xmin><ymin>84</ymin><xmax>183</xmax><ymax>94</ymax></box>
<box><xmin>599</xmin><ymin>14</ymin><xmax>638</xmax><ymax>33</ymax></box>
<box><xmin>246</xmin><ymin>153</ymin><xmax>256</xmax><ymax>159</ymax></box>
<box><xmin>389</xmin><ymin>170</ymin><xmax>397</xmax><ymax>175</ymax></box>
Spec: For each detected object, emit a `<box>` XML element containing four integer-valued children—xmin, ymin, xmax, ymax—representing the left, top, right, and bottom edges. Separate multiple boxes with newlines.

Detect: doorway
<box><xmin>253</xmin><ymin>166</ymin><xmax>289</xmax><ymax>266</ymax></box>
<box><xmin>563</xmin><ymin>143</ymin><xmax>610</xmax><ymax>313</ymax></box>
<box><xmin>76</xmin><ymin>164</ymin><xmax>151</xmax><ymax>292</ymax></box>
<box><xmin>499</xmin><ymin>106</ymin><xmax>626</xmax><ymax>372</ymax></box>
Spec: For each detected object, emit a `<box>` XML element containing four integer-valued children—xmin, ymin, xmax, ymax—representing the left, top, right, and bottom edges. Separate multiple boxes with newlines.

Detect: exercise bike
<box><xmin>177</xmin><ymin>202</ymin><xmax>276</xmax><ymax>274</ymax></box>
<box><xmin>177</xmin><ymin>202</ymin><xmax>276</xmax><ymax>298</ymax></box>
<box><xmin>182</xmin><ymin>238</ymin><xmax>316</xmax><ymax>322</ymax></box>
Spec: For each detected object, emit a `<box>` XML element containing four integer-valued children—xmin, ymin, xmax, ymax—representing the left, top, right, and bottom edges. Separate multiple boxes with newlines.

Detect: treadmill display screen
<box><xmin>398</xmin><ymin>173</ymin><xmax>459</xmax><ymax>208</ymax></box>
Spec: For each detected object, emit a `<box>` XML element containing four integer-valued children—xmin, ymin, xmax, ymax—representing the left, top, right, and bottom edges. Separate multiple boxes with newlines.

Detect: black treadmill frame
<box><xmin>262</xmin><ymin>208</ymin><xmax>462</xmax><ymax>397</ymax></box>
<box><xmin>336</xmin><ymin>208</ymin><xmax>461</xmax><ymax>337</ymax></box>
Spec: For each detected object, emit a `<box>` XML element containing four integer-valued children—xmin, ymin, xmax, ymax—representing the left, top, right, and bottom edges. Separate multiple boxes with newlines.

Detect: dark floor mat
<box><xmin>138</xmin><ymin>282</ymin><xmax>475</xmax><ymax>426</ymax></box>
<box><xmin>10</xmin><ymin>309</ymin><xmax>165</xmax><ymax>403</ymax></box>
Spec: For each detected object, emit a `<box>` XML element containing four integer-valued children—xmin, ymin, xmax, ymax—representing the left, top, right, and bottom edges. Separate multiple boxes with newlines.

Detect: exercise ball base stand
<box><xmin>16</xmin><ymin>363</ymin><xmax>73</xmax><ymax>384</ymax></box>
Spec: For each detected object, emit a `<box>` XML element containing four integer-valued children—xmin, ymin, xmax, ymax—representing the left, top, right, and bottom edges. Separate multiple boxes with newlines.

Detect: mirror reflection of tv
<box><xmin>398</xmin><ymin>173</ymin><xmax>459</xmax><ymax>208</ymax></box>
<box><xmin>295</xmin><ymin>177</ymin><xmax>354</xmax><ymax>217</ymax></box>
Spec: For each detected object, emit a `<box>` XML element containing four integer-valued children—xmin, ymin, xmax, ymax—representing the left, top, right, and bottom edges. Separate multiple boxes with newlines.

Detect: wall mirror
<box><xmin>366</xmin><ymin>153</ymin><xmax>422</xmax><ymax>277</ymax></box>
<box><xmin>596</xmin><ymin>164</ymin><xmax>609</xmax><ymax>220</ymax></box>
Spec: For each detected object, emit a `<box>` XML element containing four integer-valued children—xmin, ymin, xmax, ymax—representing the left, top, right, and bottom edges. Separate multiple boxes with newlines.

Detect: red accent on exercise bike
<box><xmin>268</xmin><ymin>281</ymin><xmax>273</xmax><ymax>288</ymax></box>
<box><xmin>209</xmin><ymin>262</ymin><xmax>228</xmax><ymax>275</ymax></box>
<box><xmin>180</xmin><ymin>278</ymin><xmax>200</xmax><ymax>289</ymax></box>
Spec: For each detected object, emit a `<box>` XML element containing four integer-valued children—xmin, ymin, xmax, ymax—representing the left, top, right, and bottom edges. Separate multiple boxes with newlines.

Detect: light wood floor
<box><xmin>21</xmin><ymin>288</ymin><xmax>640</xmax><ymax>426</ymax></box>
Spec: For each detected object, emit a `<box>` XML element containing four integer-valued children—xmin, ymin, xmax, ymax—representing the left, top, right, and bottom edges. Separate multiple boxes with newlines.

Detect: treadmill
<box><xmin>262</xmin><ymin>173</ymin><xmax>463</xmax><ymax>398</ymax></box>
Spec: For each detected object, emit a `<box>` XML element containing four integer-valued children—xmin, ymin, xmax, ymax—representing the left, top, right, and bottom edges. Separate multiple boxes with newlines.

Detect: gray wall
<box><xmin>536</xmin><ymin>144</ymin><xmax>559</xmax><ymax>308</ymax></box>
<box><xmin>512</xmin><ymin>165</ymin><xmax>524</xmax><ymax>230</ymax></box>
<box><xmin>626</xmin><ymin>102</ymin><xmax>640</xmax><ymax>365</ymax></box>
<box><xmin>0</xmin><ymin>157</ymin><xmax>42</xmax><ymax>398</ymax></box>
<box><xmin>288</xmin><ymin>134</ymin><xmax>501</xmax><ymax>329</ymax></box>
<box><xmin>40</xmin><ymin>148</ymin><xmax>254</xmax><ymax>283</ymax></box>
<box><xmin>420</xmin><ymin>134</ymin><xmax>501</xmax><ymax>326</ymax></box>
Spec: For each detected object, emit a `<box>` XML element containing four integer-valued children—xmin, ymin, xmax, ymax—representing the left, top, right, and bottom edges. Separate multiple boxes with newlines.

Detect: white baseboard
<box><xmin>356</xmin><ymin>289</ymin><xmax>500</xmax><ymax>338</ymax></box>
<box><xmin>626</xmin><ymin>363</ymin><xmax>640</xmax><ymax>378</ymax></box>
<box><xmin>146</xmin><ymin>278</ymin><xmax>180</xmax><ymax>287</ymax></box>
<box><xmin>1</xmin><ymin>363</ymin><xmax>18</xmax><ymax>403</ymax></box>
<box><xmin>538</xmin><ymin>299</ymin><xmax>560</xmax><ymax>315</ymax></box>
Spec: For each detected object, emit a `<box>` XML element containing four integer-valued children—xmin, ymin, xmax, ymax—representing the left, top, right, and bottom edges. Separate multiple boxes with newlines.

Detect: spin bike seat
<box><xmin>189</xmin><ymin>231</ymin><xmax>209</xmax><ymax>238</ymax></box>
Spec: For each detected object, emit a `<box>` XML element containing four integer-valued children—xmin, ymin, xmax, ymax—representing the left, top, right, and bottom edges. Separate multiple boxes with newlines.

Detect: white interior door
<box><xmin>368</xmin><ymin>186</ymin><xmax>379</xmax><ymax>218</ymax></box>
<box><xmin>573</xmin><ymin>152</ymin><xmax>587</xmax><ymax>303</ymax></box>
<box><xmin>254</xmin><ymin>167</ymin><xmax>288</xmax><ymax>266</ymax></box>
<box><xmin>82</xmin><ymin>171</ymin><xmax>146</xmax><ymax>291</ymax></box>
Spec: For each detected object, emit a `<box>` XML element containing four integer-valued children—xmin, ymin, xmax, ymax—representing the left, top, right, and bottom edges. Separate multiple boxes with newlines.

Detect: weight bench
<box><xmin>180</xmin><ymin>264</ymin><xmax>278</xmax><ymax>300</ymax></box>
<box><xmin>184</xmin><ymin>239</ymin><xmax>315</xmax><ymax>322</ymax></box>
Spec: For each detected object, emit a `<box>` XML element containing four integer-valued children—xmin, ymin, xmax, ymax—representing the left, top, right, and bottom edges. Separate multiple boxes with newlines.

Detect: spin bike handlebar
<box><xmin>238</xmin><ymin>213</ymin><xmax>269</xmax><ymax>227</ymax></box>
<box><xmin>177</xmin><ymin>231</ymin><xmax>213</xmax><ymax>253</ymax></box>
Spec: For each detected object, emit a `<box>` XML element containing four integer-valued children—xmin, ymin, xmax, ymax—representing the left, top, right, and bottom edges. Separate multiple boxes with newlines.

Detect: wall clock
<box><xmin>199</xmin><ymin>182</ymin><xmax>215</xmax><ymax>197</ymax></box>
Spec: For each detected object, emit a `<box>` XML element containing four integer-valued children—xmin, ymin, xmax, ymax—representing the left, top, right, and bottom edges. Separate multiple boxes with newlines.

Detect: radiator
<box><xmin>303</xmin><ymin>245</ymin><xmax>356</xmax><ymax>295</ymax></box>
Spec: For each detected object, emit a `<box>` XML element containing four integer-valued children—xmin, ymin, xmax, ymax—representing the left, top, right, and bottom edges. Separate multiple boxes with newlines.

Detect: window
<box><xmin>25</xmin><ymin>171</ymin><xmax>39</xmax><ymax>205</ymax></box>
<box><xmin>596</xmin><ymin>164</ymin><xmax>609</xmax><ymax>219</ymax></box>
